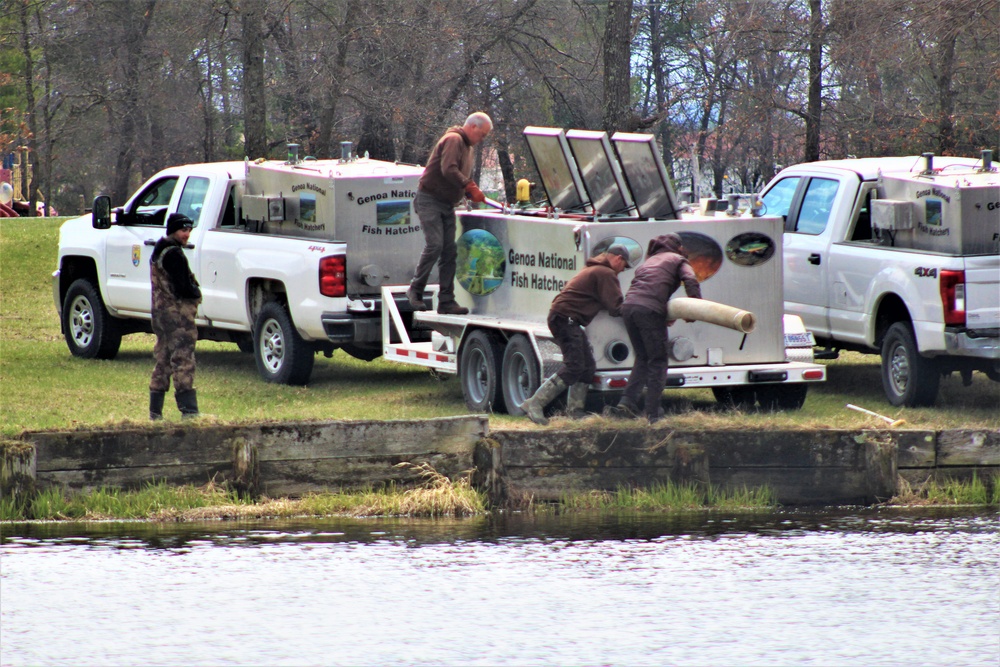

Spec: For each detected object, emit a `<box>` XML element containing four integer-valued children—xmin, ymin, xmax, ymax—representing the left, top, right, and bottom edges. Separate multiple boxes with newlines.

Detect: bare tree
<box><xmin>602</xmin><ymin>0</ymin><xmax>634</xmax><ymax>134</ymax></box>
<box><xmin>241</xmin><ymin>0</ymin><xmax>266</xmax><ymax>159</ymax></box>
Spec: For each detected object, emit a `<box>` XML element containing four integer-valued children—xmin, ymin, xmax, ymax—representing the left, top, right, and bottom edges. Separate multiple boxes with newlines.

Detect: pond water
<box><xmin>2</xmin><ymin>508</ymin><xmax>998</xmax><ymax>666</ymax></box>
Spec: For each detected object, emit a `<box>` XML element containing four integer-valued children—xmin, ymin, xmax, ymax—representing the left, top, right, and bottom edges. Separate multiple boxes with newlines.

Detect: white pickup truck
<box><xmin>54</xmin><ymin>153</ymin><xmax>429</xmax><ymax>385</ymax></box>
<box><xmin>760</xmin><ymin>152</ymin><xmax>999</xmax><ymax>406</ymax></box>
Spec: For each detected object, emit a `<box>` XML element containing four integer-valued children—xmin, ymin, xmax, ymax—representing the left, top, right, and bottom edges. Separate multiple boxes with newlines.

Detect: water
<box><xmin>2</xmin><ymin>508</ymin><xmax>998</xmax><ymax>666</ymax></box>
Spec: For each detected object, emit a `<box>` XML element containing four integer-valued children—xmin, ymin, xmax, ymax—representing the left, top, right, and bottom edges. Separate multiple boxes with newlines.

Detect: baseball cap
<box><xmin>606</xmin><ymin>244</ymin><xmax>632</xmax><ymax>268</ymax></box>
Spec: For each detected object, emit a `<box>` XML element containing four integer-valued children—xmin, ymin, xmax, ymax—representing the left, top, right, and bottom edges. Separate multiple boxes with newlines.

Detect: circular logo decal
<box><xmin>725</xmin><ymin>232</ymin><xmax>776</xmax><ymax>267</ymax></box>
<box><xmin>677</xmin><ymin>231</ymin><xmax>723</xmax><ymax>282</ymax></box>
<box><xmin>457</xmin><ymin>229</ymin><xmax>506</xmax><ymax>296</ymax></box>
<box><xmin>591</xmin><ymin>236</ymin><xmax>643</xmax><ymax>269</ymax></box>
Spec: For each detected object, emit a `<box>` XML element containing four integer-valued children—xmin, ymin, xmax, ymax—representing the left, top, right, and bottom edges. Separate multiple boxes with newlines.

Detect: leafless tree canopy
<box><xmin>2</xmin><ymin>0</ymin><xmax>996</xmax><ymax>212</ymax></box>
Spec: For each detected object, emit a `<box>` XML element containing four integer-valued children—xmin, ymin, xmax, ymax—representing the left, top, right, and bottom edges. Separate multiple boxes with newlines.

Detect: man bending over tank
<box><xmin>610</xmin><ymin>233</ymin><xmax>701</xmax><ymax>423</ymax></box>
<box><xmin>519</xmin><ymin>245</ymin><xmax>632</xmax><ymax>425</ymax></box>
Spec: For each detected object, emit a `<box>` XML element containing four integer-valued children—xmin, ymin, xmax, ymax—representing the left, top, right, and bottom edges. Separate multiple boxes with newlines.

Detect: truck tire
<box><xmin>459</xmin><ymin>329</ymin><xmax>506</xmax><ymax>413</ymax></box>
<box><xmin>501</xmin><ymin>334</ymin><xmax>540</xmax><ymax>416</ymax></box>
<box><xmin>712</xmin><ymin>386</ymin><xmax>756</xmax><ymax>411</ymax></box>
<box><xmin>881</xmin><ymin>321</ymin><xmax>940</xmax><ymax>407</ymax></box>
<box><xmin>756</xmin><ymin>384</ymin><xmax>808</xmax><ymax>411</ymax></box>
<box><xmin>62</xmin><ymin>279</ymin><xmax>122</xmax><ymax>360</ymax></box>
<box><xmin>253</xmin><ymin>301</ymin><xmax>314</xmax><ymax>385</ymax></box>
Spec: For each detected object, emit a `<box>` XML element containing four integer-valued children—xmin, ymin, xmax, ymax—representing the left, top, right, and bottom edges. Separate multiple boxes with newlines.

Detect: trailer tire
<box><xmin>459</xmin><ymin>329</ymin><xmax>506</xmax><ymax>413</ymax></box>
<box><xmin>756</xmin><ymin>384</ymin><xmax>808</xmax><ymax>411</ymax></box>
<box><xmin>62</xmin><ymin>278</ymin><xmax>122</xmax><ymax>360</ymax></box>
<box><xmin>881</xmin><ymin>321</ymin><xmax>939</xmax><ymax>407</ymax></box>
<box><xmin>712</xmin><ymin>386</ymin><xmax>756</xmax><ymax>411</ymax></box>
<box><xmin>501</xmin><ymin>334</ymin><xmax>540</xmax><ymax>416</ymax></box>
<box><xmin>254</xmin><ymin>301</ymin><xmax>314</xmax><ymax>385</ymax></box>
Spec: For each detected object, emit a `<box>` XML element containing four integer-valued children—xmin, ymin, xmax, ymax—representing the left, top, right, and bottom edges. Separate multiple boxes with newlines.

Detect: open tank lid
<box><xmin>523</xmin><ymin>126</ymin><xmax>589</xmax><ymax>212</ymax></box>
<box><xmin>612</xmin><ymin>132</ymin><xmax>681</xmax><ymax>219</ymax></box>
<box><xmin>566</xmin><ymin>129</ymin><xmax>635</xmax><ymax>216</ymax></box>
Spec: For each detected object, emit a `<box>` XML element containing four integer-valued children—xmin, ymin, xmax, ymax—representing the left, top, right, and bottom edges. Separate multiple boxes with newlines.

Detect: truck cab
<box><xmin>761</xmin><ymin>154</ymin><xmax>1000</xmax><ymax>405</ymax></box>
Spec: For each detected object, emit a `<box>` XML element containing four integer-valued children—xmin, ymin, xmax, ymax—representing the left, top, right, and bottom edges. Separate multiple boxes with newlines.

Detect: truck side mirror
<box><xmin>92</xmin><ymin>195</ymin><xmax>112</xmax><ymax>229</ymax></box>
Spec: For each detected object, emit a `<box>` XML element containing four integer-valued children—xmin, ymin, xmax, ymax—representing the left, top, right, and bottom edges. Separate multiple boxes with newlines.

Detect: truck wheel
<box><xmin>253</xmin><ymin>301</ymin><xmax>314</xmax><ymax>385</ymax></box>
<box><xmin>62</xmin><ymin>279</ymin><xmax>122</xmax><ymax>359</ymax></box>
<box><xmin>501</xmin><ymin>334</ymin><xmax>540</xmax><ymax>416</ymax></box>
<box><xmin>756</xmin><ymin>384</ymin><xmax>808</xmax><ymax>411</ymax></box>
<box><xmin>712</xmin><ymin>386</ymin><xmax>756</xmax><ymax>411</ymax></box>
<box><xmin>459</xmin><ymin>329</ymin><xmax>506</xmax><ymax>413</ymax></box>
<box><xmin>881</xmin><ymin>321</ymin><xmax>939</xmax><ymax>407</ymax></box>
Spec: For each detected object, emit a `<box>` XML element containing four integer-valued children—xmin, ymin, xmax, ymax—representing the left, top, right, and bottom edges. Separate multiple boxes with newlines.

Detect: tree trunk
<box><xmin>804</xmin><ymin>0</ymin><xmax>824</xmax><ymax>163</ymax></box>
<box><xmin>933</xmin><ymin>17</ymin><xmax>958</xmax><ymax>155</ymax></box>
<box><xmin>648</xmin><ymin>2</ymin><xmax>673</xmax><ymax>179</ymax></box>
<box><xmin>17</xmin><ymin>0</ymin><xmax>37</xmax><ymax>215</ymax></box>
<box><xmin>241</xmin><ymin>0</ymin><xmax>267</xmax><ymax>159</ymax></box>
<box><xmin>110</xmin><ymin>0</ymin><xmax>157</xmax><ymax>205</ymax></box>
<box><xmin>601</xmin><ymin>0</ymin><xmax>634</xmax><ymax>135</ymax></box>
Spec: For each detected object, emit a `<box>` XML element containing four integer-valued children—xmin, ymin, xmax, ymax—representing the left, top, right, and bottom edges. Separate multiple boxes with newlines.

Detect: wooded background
<box><xmin>2</xmin><ymin>0</ymin><xmax>997</xmax><ymax>216</ymax></box>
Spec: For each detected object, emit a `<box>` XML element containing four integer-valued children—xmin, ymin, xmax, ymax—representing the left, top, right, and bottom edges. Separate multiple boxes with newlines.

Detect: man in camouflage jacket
<box><xmin>149</xmin><ymin>213</ymin><xmax>202</xmax><ymax>419</ymax></box>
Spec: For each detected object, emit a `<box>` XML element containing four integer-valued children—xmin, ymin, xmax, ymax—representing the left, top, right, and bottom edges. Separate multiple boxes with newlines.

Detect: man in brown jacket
<box><xmin>408</xmin><ymin>112</ymin><xmax>492</xmax><ymax>315</ymax></box>
<box><xmin>520</xmin><ymin>245</ymin><xmax>632</xmax><ymax>425</ymax></box>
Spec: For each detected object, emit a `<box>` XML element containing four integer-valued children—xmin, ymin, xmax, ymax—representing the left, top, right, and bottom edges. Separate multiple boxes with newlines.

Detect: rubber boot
<box><xmin>520</xmin><ymin>376</ymin><xmax>567</xmax><ymax>426</ymax></box>
<box><xmin>149</xmin><ymin>391</ymin><xmax>166</xmax><ymax>421</ymax></box>
<box><xmin>604</xmin><ymin>395</ymin><xmax>640</xmax><ymax>419</ymax></box>
<box><xmin>566</xmin><ymin>382</ymin><xmax>589</xmax><ymax>419</ymax></box>
<box><xmin>176</xmin><ymin>389</ymin><xmax>200</xmax><ymax>420</ymax></box>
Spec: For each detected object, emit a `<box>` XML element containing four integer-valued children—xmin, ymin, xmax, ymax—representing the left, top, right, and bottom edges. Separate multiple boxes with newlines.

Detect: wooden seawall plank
<box><xmin>22</xmin><ymin>417</ymin><xmax>488</xmax><ymax>496</ymax></box>
<box><xmin>490</xmin><ymin>428</ymin><xmax>898</xmax><ymax>505</ymax></box>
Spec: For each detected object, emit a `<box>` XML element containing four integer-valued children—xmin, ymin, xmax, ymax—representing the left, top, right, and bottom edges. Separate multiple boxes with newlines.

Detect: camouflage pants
<box><xmin>150</xmin><ymin>301</ymin><xmax>198</xmax><ymax>392</ymax></box>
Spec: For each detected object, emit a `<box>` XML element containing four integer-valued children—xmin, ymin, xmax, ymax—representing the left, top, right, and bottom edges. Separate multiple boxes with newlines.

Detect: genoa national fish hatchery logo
<box><xmin>457</xmin><ymin>229</ymin><xmax>506</xmax><ymax>296</ymax></box>
<box><xmin>132</xmin><ymin>244</ymin><xmax>141</xmax><ymax>267</ymax></box>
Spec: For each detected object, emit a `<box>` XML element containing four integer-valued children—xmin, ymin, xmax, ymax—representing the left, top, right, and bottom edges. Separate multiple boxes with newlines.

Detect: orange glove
<box><xmin>464</xmin><ymin>182</ymin><xmax>486</xmax><ymax>204</ymax></box>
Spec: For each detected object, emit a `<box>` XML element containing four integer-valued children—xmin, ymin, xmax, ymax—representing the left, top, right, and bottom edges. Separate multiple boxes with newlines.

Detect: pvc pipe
<box><xmin>666</xmin><ymin>297</ymin><xmax>756</xmax><ymax>333</ymax></box>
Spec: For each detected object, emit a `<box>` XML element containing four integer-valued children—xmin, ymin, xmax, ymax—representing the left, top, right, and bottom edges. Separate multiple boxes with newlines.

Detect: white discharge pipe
<box><xmin>666</xmin><ymin>297</ymin><xmax>757</xmax><ymax>333</ymax></box>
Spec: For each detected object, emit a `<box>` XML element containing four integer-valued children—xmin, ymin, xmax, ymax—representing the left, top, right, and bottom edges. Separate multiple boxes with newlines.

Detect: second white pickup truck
<box><xmin>760</xmin><ymin>152</ymin><xmax>999</xmax><ymax>406</ymax></box>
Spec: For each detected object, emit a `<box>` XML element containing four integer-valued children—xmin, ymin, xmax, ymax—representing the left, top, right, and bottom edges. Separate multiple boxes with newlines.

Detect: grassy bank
<box><xmin>4</xmin><ymin>474</ymin><xmax>996</xmax><ymax>523</ymax></box>
<box><xmin>2</xmin><ymin>217</ymin><xmax>998</xmax><ymax>436</ymax></box>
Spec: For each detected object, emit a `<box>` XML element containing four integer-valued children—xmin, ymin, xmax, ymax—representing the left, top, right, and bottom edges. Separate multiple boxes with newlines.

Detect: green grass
<box><xmin>559</xmin><ymin>482</ymin><xmax>777</xmax><ymax>511</ymax></box>
<box><xmin>2</xmin><ymin>217</ymin><xmax>998</xmax><ymax>436</ymax></box>
<box><xmin>890</xmin><ymin>474</ymin><xmax>1000</xmax><ymax>506</ymax></box>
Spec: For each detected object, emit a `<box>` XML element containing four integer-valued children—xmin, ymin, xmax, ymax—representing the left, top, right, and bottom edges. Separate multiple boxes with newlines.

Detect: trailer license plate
<box><xmin>784</xmin><ymin>332</ymin><xmax>816</xmax><ymax>348</ymax></box>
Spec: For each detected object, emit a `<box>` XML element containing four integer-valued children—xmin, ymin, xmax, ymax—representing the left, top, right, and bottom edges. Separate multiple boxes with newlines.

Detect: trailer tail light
<box><xmin>803</xmin><ymin>369</ymin><xmax>825</xmax><ymax>380</ymax></box>
<box><xmin>939</xmin><ymin>270</ymin><xmax>965</xmax><ymax>326</ymax></box>
<box><xmin>319</xmin><ymin>255</ymin><xmax>346</xmax><ymax>297</ymax></box>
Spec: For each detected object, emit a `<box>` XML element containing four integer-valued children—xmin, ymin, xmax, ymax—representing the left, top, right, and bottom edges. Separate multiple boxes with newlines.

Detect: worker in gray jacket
<box><xmin>611</xmin><ymin>232</ymin><xmax>701</xmax><ymax>423</ymax></box>
<box><xmin>520</xmin><ymin>245</ymin><xmax>631</xmax><ymax>425</ymax></box>
<box><xmin>149</xmin><ymin>213</ymin><xmax>202</xmax><ymax>420</ymax></box>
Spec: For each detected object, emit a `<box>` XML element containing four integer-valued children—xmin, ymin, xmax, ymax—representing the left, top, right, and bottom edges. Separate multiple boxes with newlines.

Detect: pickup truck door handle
<box><xmin>808</xmin><ymin>253</ymin><xmax>821</xmax><ymax>265</ymax></box>
<box><xmin>144</xmin><ymin>239</ymin><xmax>156</xmax><ymax>246</ymax></box>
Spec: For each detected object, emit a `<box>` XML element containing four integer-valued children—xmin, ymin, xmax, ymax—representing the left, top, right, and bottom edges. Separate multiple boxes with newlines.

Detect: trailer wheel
<box><xmin>501</xmin><ymin>334</ymin><xmax>540</xmax><ymax>416</ymax></box>
<box><xmin>711</xmin><ymin>386</ymin><xmax>756</xmax><ymax>411</ymax></box>
<box><xmin>253</xmin><ymin>301</ymin><xmax>314</xmax><ymax>385</ymax></box>
<box><xmin>881</xmin><ymin>321</ymin><xmax>939</xmax><ymax>407</ymax></box>
<box><xmin>756</xmin><ymin>384</ymin><xmax>808</xmax><ymax>411</ymax></box>
<box><xmin>62</xmin><ymin>278</ymin><xmax>122</xmax><ymax>359</ymax></box>
<box><xmin>459</xmin><ymin>329</ymin><xmax>506</xmax><ymax>413</ymax></box>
